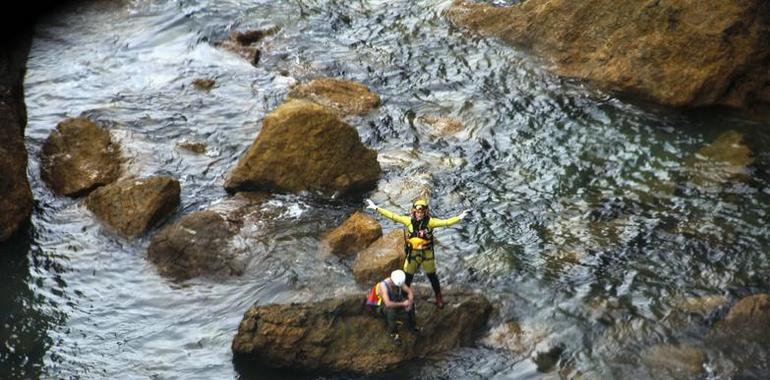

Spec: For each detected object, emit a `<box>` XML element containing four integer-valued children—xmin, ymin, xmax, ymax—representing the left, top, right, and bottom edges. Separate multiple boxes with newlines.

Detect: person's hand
<box><xmin>404</xmin><ymin>300</ymin><xmax>412</xmax><ymax>311</ymax></box>
<box><xmin>365</xmin><ymin>199</ymin><xmax>378</xmax><ymax>210</ymax></box>
<box><xmin>459</xmin><ymin>209</ymin><xmax>471</xmax><ymax>219</ymax></box>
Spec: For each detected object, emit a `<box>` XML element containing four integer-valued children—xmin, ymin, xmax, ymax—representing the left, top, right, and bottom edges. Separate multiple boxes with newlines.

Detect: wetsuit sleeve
<box><xmin>428</xmin><ymin>216</ymin><xmax>462</xmax><ymax>228</ymax></box>
<box><xmin>376</xmin><ymin>207</ymin><xmax>411</xmax><ymax>226</ymax></box>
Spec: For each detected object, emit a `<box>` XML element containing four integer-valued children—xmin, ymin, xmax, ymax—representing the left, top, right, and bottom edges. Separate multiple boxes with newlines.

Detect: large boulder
<box><xmin>224</xmin><ymin>100</ymin><xmax>381</xmax><ymax>196</ymax></box>
<box><xmin>287</xmin><ymin>77</ymin><xmax>381</xmax><ymax>116</ymax></box>
<box><xmin>232</xmin><ymin>290</ymin><xmax>492</xmax><ymax>374</ymax></box>
<box><xmin>147</xmin><ymin>193</ymin><xmax>267</xmax><ymax>280</ymax></box>
<box><xmin>85</xmin><ymin>176</ymin><xmax>180</xmax><ymax>238</ymax></box>
<box><xmin>447</xmin><ymin>0</ymin><xmax>770</xmax><ymax>108</ymax></box>
<box><xmin>352</xmin><ymin>230</ymin><xmax>405</xmax><ymax>286</ymax></box>
<box><xmin>0</xmin><ymin>36</ymin><xmax>33</xmax><ymax>242</ymax></box>
<box><xmin>322</xmin><ymin>211</ymin><xmax>382</xmax><ymax>258</ymax></box>
<box><xmin>40</xmin><ymin>117</ymin><xmax>121</xmax><ymax>197</ymax></box>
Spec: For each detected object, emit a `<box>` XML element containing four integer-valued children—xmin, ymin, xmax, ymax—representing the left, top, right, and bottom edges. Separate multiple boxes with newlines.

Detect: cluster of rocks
<box><xmin>16</xmin><ymin>73</ymin><xmax>488</xmax><ymax>374</ymax></box>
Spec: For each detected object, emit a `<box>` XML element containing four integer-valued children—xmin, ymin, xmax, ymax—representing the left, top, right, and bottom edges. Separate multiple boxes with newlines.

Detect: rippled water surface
<box><xmin>5</xmin><ymin>0</ymin><xmax>770</xmax><ymax>378</ymax></box>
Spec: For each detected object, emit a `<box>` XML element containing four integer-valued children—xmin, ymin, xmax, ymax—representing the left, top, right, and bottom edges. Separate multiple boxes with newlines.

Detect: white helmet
<box><xmin>391</xmin><ymin>270</ymin><xmax>406</xmax><ymax>287</ymax></box>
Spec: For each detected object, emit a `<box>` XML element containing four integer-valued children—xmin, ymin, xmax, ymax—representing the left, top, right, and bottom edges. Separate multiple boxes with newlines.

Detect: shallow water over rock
<box><xmin>4</xmin><ymin>0</ymin><xmax>770</xmax><ymax>378</ymax></box>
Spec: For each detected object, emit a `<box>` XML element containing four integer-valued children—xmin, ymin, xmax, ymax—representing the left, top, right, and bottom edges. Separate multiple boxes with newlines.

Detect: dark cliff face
<box><xmin>0</xmin><ymin>32</ymin><xmax>33</xmax><ymax>242</ymax></box>
<box><xmin>0</xmin><ymin>1</ymin><xmax>83</xmax><ymax>242</ymax></box>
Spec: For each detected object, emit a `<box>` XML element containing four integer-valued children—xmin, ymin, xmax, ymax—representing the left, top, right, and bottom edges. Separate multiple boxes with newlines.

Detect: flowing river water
<box><xmin>4</xmin><ymin>0</ymin><xmax>770</xmax><ymax>378</ymax></box>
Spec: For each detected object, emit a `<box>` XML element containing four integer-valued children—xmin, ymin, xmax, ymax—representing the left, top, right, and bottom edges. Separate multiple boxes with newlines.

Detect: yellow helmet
<box><xmin>412</xmin><ymin>199</ymin><xmax>429</xmax><ymax>210</ymax></box>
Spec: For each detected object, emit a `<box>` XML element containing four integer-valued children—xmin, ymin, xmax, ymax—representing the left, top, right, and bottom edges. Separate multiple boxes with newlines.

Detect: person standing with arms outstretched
<box><xmin>366</xmin><ymin>198</ymin><xmax>469</xmax><ymax>309</ymax></box>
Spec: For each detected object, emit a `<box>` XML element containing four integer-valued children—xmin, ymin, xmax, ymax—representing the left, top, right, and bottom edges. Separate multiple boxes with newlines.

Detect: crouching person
<box><xmin>365</xmin><ymin>269</ymin><xmax>419</xmax><ymax>345</ymax></box>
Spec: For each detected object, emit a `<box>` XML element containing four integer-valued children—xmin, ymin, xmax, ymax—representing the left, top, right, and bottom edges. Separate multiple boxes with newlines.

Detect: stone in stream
<box><xmin>321</xmin><ymin>211</ymin><xmax>382</xmax><ymax>258</ymax></box>
<box><xmin>232</xmin><ymin>290</ymin><xmax>492</xmax><ymax>374</ymax></box>
<box><xmin>447</xmin><ymin>0</ymin><xmax>770</xmax><ymax>108</ymax></box>
<box><xmin>287</xmin><ymin>77</ymin><xmax>381</xmax><ymax>116</ymax></box>
<box><xmin>147</xmin><ymin>193</ymin><xmax>268</xmax><ymax>281</ymax></box>
<box><xmin>85</xmin><ymin>176</ymin><xmax>180</xmax><ymax>238</ymax></box>
<box><xmin>40</xmin><ymin>117</ymin><xmax>121</xmax><ymax>197</ymax></box>
<box><xmin>224</xmin><ymin>99</ymin><xmax>381</xmax><ymax>196</ymax></box>
<box><xmin>216</xmin><ymin>27</ymin><xmax>280</xmax><ymax>66</ymax></box>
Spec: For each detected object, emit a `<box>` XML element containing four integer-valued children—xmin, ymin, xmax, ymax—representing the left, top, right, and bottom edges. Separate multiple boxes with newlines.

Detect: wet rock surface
<box><xmin>322</xmin><ymin>211</ymin><xmax>382</xmax><ymax>258</ymax></box>
<box><xmin>40</xmin><ymin>117</ymin><xmax>121</xmax><ymax>197</ymax></box>
<box><xmin>85</xmin><ymin>176</ymin><xmax>180</xmax><ymax>238</ymax></box>
<box><xmin>447</xmin><ymin>0</ymin><xmax>770</xmax><ymax>108</ymax></box>
<box><xmin>216</xmin><ymin>27</ymin><xmax>279</xmax><ymax>66</ymax></box>
<box><xmin>147</xmin><ymin>193</ymin><xmax>267</xmax><ymax>280</ymax></box>
<box><xmin>224</xmin><ymin>99</ymin><xmax>381</xmax><ymax>196</ymax></box>
<box><xmin>352</xmin><ymin>230</ymin><xmax>406</xmax><ymax>286</ymax></box>
<box><xmin>232</xmin><ymin>289</ymin><xmax>492</xmax><ymax>374</ymax></box>
<box><xmin>287</xmin><ymin>77</ymin><xmax>381</xmax><ymax>116</ymax></box>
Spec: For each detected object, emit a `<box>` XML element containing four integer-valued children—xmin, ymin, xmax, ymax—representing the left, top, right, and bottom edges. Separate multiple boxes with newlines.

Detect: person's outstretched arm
<box><xmin>428</xmin><ymin>209</ymin><xmax>470</xmax><ymax>229</ymax></box>
<box><xmin>366</xmin><ymin>199</ymin><xmax>411</xmax><ymax>226</ymax></box>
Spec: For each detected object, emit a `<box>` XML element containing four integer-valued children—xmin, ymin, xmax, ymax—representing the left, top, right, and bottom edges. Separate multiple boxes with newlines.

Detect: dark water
<box><xmin>4</xmin><ymin>0</ymin><xmax>770</xmax><ymax>378</ymax></box>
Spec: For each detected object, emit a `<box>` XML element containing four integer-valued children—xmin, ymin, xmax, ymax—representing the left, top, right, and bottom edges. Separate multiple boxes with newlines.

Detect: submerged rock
<box><xmin>176</xmin><ymin>139</ymin><xmax>207</xmax><ymax>154</ymax></box>
<box><xmin>322</xmin><ymin>211</ymin><xmax>382</xmax><ymax>258</ymax></box>
<box><xmin>643</xmin><ymin>344</ymin><xmax>706</xmax><ymax>378</ymax></box>
<box><xmin>0</xmin><ymin>36</ymin><xmax>33</xmax><ymax>242</ymax></box>
<box><xmin>192</xmin><ymin>78</ymin><xmax>216</xmax><ymax>91</ymax></box>
<box><xmin>85</xmin><ymin>176</ymin><xmax>180</xmax><ymax>238</ymax></box>
<box><xmin>40</xmin><ymin>117</ymin><xmax>121</xmax><ymax>197</ymax></box>
<box><xmin>232</xmin><ymin>290</ymin><xmax>492</xmax><ymax>374</ymax></box>
<box><xmin>224</xmin><ymin>100</ymin><xmax>381</xmax><ymax>196</ymax></box>
<box><xmin>706</xmin><ymin>294</ymin><xmax>770</xmax><ymax>379</ymax></box>
<box><xmin>447</xmin><ymin>0</ymin><xmax>770</xmax><ymax>108</ymax></box>
<box><xmin>685</xmin><ymin>130</ymin><xmax>754</xmax><ymax>187</ymax></box>
<box><xmin>147</xmin><ymin>193</ymin><xmax>267</xmax><ymax>280</ymax></box>
<box><xmin>416</xmin><ymin>115</ymin><xmax>464</xmax><ymax>138</ymax></box>
<box><xmin>352</xmin><ymin>230</ymin><xmax>405</xmax><ymax>286</ymax></box>
<box><xmin>216</xmin><ymin>27</ymin><xmax>280</xmax><ymax>66</ymax></box>
<box><xmin>288</xmin><ymin>77</ymin><xmax>381</xmax><ymax>116</ymax></box>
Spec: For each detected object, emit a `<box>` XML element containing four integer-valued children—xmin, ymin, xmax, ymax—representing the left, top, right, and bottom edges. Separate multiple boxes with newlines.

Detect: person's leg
<box><xmin>403</xmin><ymin>253</ymin><xmax>419</xmax><ymax>286</ymax></box>
<box><xmin>423</xmin><ymin>250</ymin><xmax>443</xmax><ymax>309</ymax></box>
<box><xmin>406</xmin><ymin>306</ymin><xmax>419</xmax><ymax>332</ymax></box>
<box><xmin>405</xmin><ymin>272</ymin><xmax>415</xmax><ymax>287</ymax></box>
<box><xmin>383</xmin><ymin>307</ymin><xmax>398</xmax><ymax>334</ymax></box>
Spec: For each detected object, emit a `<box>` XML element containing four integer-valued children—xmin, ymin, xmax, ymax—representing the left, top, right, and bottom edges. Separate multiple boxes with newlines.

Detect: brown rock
<box><xmin>229</xmin><ymin>26</ymin><xmax>280</xmax><ymax>45</ymax></box>
<box><xmin>224</xmin><ymin>100</ymin><xmax>381</xmax><ymax>196</ymax></box>
<box><xmin>147</xmin><ymin>193</ymin><xmax>268</xmax><ymax>280</ymax></box>
<box><xmin>724</xmin><ymin>294</ymin><xmax>770</xmax><ymax>323</ymax></box>
<box><xmin>288</xmin><ymin>77</ymin><xmax>381</xmax><ymax>115</ymax></box>
<box><xmin>232</xmin><ymin>290</ymin><xmax>492</xmax><ymax>374</ymax></box>
<box><xmin>322</xmin><ymin>211</ymin><xmax>382</xmax><ymax>258</ymax></box>
<box><xmin>447</xmin><ymin>0</ymin><xmax>770</xmax><ymax>108</ymax></box>
<box><xmin>216</xmin><ymin>27</ymin><xmax>279</xmax><ymax>66</ymax></box>
<box><xmin>192</xmin><ymin>78</ymin><xmax>216</xmax><ymax>91</ymax></box>
<box><xmin>85</xmin><ymin>176</ymin><xmax>180</xmax><ymax>238</ymax></box>
<box><xmin>148</xmin><ymin>210</ymin><xmax>238</xmax><ymax>280</ymax></box>
<box><xmin>177</xmin><ymin>139</ymin><xmax>207</xmax><ymax>154</ymax></box>
<box><xmin>0</xmin><ymin>36</ymin><xmax>33</xmax><ymax>241</ymax></box>
<box><xmin>352</xmin><ymin>230</ymin><xmax>405</xmax><ymax>286</ymax></box>
<box><xmin>40</xmin><ymin>117</ymin><xmax>121</xmax><ymax>197</ymax></box>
